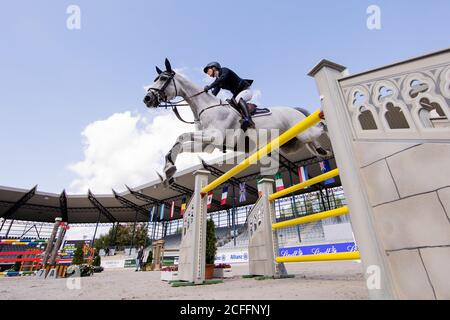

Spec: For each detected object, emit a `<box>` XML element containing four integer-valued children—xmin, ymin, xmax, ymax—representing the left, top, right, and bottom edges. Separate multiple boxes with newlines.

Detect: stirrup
<box><xmin>242</xmin><ymin>119</ymin><xmax>255</xmax><ymax>131</ymax></box>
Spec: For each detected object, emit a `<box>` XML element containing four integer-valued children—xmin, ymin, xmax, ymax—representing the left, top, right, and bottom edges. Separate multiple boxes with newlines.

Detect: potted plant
<box><xmin>160</xmin><ymin>265</ymin><xmax>179</xmax><ymax>281</ymax></box>
<box><xmin>205</xmin><ymin>219</ymin><xmax>217</xmax><ymax>279</ymax></box>
<box><xmin>214</xmin><ymin>263</ymin><xmax>233</xmax><ymax>278</ymax></box>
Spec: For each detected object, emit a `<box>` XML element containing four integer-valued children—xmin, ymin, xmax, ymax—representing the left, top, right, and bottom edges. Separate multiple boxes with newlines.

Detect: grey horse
<box><xmin>144</xmin><ymin>59</ymin><xmax>331</xmax><ymax>185</ymax></box>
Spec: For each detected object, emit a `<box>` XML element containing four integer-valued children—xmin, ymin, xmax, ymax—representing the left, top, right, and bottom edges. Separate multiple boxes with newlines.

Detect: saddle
<box><xmin>227</xmin><ymin>99</ymin><xmax>271</xmax><ymax>118</ymax></box>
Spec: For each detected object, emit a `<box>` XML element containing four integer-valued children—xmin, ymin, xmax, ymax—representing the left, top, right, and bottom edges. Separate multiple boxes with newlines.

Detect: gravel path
<box><xmin>0</xmin><ymin>261</ymin><xmax>368</xmax><ymax>300</ymax></box>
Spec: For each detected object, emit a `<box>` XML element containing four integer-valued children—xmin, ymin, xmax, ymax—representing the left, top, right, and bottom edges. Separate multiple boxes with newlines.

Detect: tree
<box><xmin>72</xmin><ymin>245</ymin><xmax>84</xmax><ymax>265</ymax></box>
<box><xmin>94</xmin><ymin>223</ymin><xmax>151</xmax><ymax>251</ymax></box>
<box><xmin>205</xmin><ymin>219</ymin><xmax>217</xmax><ymax>265</ymax></box>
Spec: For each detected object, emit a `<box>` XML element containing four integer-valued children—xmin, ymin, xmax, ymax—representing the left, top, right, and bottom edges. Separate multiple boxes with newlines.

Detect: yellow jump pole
<box><xmin>276</xmin><ymin>251</ymin><xmax>360</xmax><ymax>263</ymax></box>
<box><xmin>272</xmin><ymin>206</ymin><xmax>349</xmax><ymax>230</ymax></box>
<box><xmin>269</xmin><ymin>169</ymin><xmax>339</xmax><ymax>201</ymax></box>
<box><xmin>200</xmin><ymin>109</ymin><xmax>324</xmax><ymax>196</ymax></box>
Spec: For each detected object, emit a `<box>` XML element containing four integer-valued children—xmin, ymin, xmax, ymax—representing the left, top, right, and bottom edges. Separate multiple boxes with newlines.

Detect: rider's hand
<box><xmin>204</xmin><ymin>86</ymin><xmax>209</xmax><ymax>93</ymax></box>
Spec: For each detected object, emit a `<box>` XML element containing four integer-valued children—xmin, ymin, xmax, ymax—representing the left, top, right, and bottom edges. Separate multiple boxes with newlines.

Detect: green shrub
<box><xmin>92</xmin><ymin>255</ymin><xmax>101</xmax><ymax>267</ymax></box>
<box><xmin>72</xmin><ymin>246</ymin><xmax>84</xmax><ymax>265</ymax></box>
<box><xmin>13</xmin><ymin>257</ymin><xmax>22</xmax><ymax>272</ymax></box>
<box><xmin>146</xmin><ymin>250</ymin><xmax>153</xmax><ymax>266</ymax></box>
<box><xmin>205</xmin><ymin>219</ymin><xmax>217</xmax><ymax>265</ymax></box>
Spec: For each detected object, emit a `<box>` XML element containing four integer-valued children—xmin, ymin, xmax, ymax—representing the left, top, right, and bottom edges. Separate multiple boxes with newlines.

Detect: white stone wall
<box><xmin>358</xmin><ymin>142</ymin><xmax>450</xmax><ymax>299</ymax></box>
<box><xmin>310</xmin><ymin>48</ymin><xmax>450</xmax><ymax>299</ymax></box>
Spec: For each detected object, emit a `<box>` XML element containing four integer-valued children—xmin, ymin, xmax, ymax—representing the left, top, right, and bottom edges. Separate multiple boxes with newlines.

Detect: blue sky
<box><xmin>1</xmin><ymin>0</ymin><xmax>449</xmax><ymax>194</ymax></box>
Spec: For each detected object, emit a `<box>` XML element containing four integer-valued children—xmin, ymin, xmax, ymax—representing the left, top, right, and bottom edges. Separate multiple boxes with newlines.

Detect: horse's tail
<box><xmin>295</xmin><ymin>107</ymin><xmax>328</xmax><ymax>133</ymax></box>
<box><xmin>294</xmin><ymin>107</ymin><xmax>311</xmax><ymax>117</ymax></box>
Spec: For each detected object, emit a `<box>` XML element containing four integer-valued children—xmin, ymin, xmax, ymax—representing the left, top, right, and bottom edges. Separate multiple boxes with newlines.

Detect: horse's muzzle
<box><xmin>143</xmin><ymin>93</ymin><xmax>156</xmax><ymax>108</ymax></box>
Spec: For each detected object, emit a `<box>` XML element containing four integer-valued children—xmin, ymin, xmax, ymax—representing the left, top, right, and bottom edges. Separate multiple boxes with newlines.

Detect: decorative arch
<box><xmin>347</xmin><ymin>85</ymin><xmax>382</xmax><ymax>133</ymax></box>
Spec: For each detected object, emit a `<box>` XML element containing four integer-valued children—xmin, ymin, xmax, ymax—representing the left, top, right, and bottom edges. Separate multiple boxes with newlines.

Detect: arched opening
<box><xmin>385</xmin><ymin>103</ymin><xmax>410</xmax><ymax>129</ymax></box>
<box><xmin>418</xmin><ymin>98</ymin><xmax>449</xmax><ymax>128</ymax></box>
<box><xmin>358</xmin><ymin>108</ymin><xmax>378</xmax><ymax>130</ymax></box>
<box><xmin>409</xmin><ymin>79</ymin><xmax>429</xmax><ymax>98</ymax></box>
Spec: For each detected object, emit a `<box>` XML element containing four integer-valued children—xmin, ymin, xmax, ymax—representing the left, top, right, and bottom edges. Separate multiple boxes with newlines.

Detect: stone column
<box><xmin>178</xmin><ymin>170</ymin><xmax>209</xmax><ymax>284</ymax></box>
<box><xmin>248</xmin><ymin>178</ymin><xmax>281</xmax><ymax>277</ymax></box>
<box><xmin>308</xmin><ymin>60</ymin><xmax>396</xmax><ymax>299</ymax></box>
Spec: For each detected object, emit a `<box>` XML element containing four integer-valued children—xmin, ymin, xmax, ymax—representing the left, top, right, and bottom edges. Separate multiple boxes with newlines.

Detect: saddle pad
<box><xmin>252</xmin><ymin>107</ymin><xmax>272</xmax><ymax>118</ymax></box>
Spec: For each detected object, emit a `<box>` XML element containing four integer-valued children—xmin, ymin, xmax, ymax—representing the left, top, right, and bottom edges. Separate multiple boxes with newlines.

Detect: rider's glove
<box><xmin>204</xmin><ymin>85</ymin><xmax>210</xmax><ymax>93</ymax></box>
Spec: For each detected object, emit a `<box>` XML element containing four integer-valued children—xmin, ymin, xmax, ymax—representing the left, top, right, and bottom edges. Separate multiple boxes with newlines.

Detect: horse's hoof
<box><xmin>163</xmin><ymin>177</ymin><xmax>175</xmax><ymax>187</ymax></box>
<box><xmin>164</xmin><ymin>165</ymin><xmax>177</xmax><ymax>178</ymax></box>
<box><xmin>316</xmin><ymin>147</ymin><xmax>330</xmax><ymax>157</ymax></box>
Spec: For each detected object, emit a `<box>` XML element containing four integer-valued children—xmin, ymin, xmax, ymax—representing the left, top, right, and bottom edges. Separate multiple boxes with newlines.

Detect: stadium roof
<box><xmin>0</xmin><ymin>135</ymin><xmax>339</xmax><ymax>224</ymax></box>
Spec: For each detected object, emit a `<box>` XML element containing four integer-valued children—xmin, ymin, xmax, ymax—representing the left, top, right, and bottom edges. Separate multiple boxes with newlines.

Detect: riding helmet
<box><xmin>203</xmin><ymin>62</ymin><xmax>221</xmax><ymax>73</ymax></box>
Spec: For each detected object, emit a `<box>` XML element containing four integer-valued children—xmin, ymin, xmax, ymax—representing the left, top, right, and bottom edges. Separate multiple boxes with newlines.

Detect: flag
<box><xmin>159</xmin><ymin>203</ymin><xmax>165</xmax><ymax>221</ymax></box>
<box><xmin>298</xmin><ymin>166</ymin><xmax>309</xmax><ymax>183</ymax></box>
<box><xmin>180</xmin><ymin>196</ymin><xmax>187</xmax><ymax>216</ymax></box>
<box><xmin>61</xmin><ymin>222</ymin><xmax>70</xmax><ymax>230</ymax></box>
<box><xmin>275</xmin><ymin>173</ymin><xmax>284</xmax><ymax>192</ymax></box>
<box><xmin>319</xmin><ymin>160</ymin><xmax>335</xmax><ymax>185</ymax></box>
<box><xmin>151</xmin><ymin>207</ymin><xmax>158</xmax><ymax>222</ymax></box>
<box><xmin>150</xmin><ymin>206</ymin><xmax>155</xmax><ymax>222</ymax></box>
<box><xmin>207</xmin><ymin>191</ymin><xmax>213</xmax><ymax>209</ymax></box>
<box><xmin>221</xmin><ymin>187</ymin><xmax>228</xmax><ymax>205</ymax></box>
<box><xmin>239</xmin><ymin>182</ymin><xmax>247</xmax><ymax>202</ymax></box>
<box><xmin>170</xmin><ymin>201</ymin><xmax>175</xmax><ymax>219</ymax></box>
<box><xmin>256</xmin><ymin>177</ymin><xmax>263</xmax><ymax>197</ymax></box>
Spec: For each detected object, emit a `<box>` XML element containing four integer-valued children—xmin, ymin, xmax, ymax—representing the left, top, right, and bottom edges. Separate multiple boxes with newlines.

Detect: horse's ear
<box><xmin>155</xmin><ymin>66</ymin><xmax>163</xmax><ymax>75</ymax></box>
<box><xmin>165</xmin><ymin>58</ymin><xmax>172</xmax><ymax>72</ymax></box>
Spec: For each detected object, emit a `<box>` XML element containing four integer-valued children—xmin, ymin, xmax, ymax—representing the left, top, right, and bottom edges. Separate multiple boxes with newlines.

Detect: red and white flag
<box><xmin>221</xmin><ymin>187</ymin><xmax>228</xmax><ymax>205</ymax></box>
<box><xmin>207</xmin><ymin>191</ymin><xmax>213</xmax><ymax>209</ymax></box>
<box><xmin>298</xmin><ymin>166</ymin><xmax>308</xmax><ymax>183</ymax></box>
<box><xmin>275</xmin><ymin>173</ymin><xmax>284</xmax><ymax>192</ymax></box>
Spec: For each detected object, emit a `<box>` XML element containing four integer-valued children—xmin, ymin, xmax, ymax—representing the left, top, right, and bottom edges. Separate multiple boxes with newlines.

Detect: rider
<box><xmin>203</xmin><ymin>62</ymin><xmax>255</xmax><ymax>130</ymax></box>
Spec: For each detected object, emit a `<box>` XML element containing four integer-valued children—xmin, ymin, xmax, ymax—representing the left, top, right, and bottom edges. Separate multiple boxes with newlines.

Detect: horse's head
<box><xmin>143</xmin><ymin>58</ymin><xmax>178</xmax><ymax>108</ymax></box>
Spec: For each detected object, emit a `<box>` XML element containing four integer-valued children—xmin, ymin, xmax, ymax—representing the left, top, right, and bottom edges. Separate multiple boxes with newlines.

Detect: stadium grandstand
<box><xmin>1</xmin><ymin>135</ymin><xmax>355</xmax><ymax>270</ymax></box>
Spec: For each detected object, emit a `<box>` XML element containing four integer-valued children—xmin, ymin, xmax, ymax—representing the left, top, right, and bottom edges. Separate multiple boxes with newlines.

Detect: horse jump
<box><xmin>175</xmin><ymin>48</ymin><xmax>450</xmax><ymax>299</ymax></box>
<box><xmin>177</xmin><ymin>110</ymin><xmax>359</xmax><ymax>282</ymax></box>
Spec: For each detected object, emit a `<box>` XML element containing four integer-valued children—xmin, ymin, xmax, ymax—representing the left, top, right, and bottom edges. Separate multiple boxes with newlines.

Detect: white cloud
<box><xmin>64</xmin><ymin>225</ymin><xmax>110</xmax><ymax>241</ymax></box>
<box><xmin>67</xmin><ymin>107</ymin><xmax>223</xmax><ymax>194</ymax></box>
<box><xmin>252</xmin><ymin>89</ymin><xmax>262</xmax><ymax>105</ymax></box>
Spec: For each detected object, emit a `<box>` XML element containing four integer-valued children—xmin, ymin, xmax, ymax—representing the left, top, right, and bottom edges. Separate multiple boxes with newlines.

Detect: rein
<box><xmin>148</xmin><ymin>73</ymin><xmax>229</xmax><ymax>125</ymax></box>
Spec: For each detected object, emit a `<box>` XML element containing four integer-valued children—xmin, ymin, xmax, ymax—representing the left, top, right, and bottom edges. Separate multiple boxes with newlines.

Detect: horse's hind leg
<box><xmin>306</xmin><ymin>141</ymin><xmax>333</xmax><ymax>158</ymax></box>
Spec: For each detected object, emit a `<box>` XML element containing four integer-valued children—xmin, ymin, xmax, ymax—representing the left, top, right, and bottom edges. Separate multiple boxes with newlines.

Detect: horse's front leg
<box><xmin>163</xmin><ymin>131</ymin><xmax>218</xmax><ymax>184</ymax></box>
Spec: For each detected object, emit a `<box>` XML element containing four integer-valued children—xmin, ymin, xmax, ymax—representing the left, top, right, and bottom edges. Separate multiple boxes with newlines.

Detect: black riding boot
<box><xmin>238</xmin><ymin>98</ymin><xmax>255</xmax><ymax>130</ymax></box>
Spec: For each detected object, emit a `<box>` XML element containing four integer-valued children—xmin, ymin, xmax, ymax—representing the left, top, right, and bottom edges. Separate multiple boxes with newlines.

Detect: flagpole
<box><xmin>216</xmin><ymin>212</ymin><xmax>220</xmax><ymax>227</ymax></box>
<box><xmin>232</xmin><ymin>185</ymin><xmax>237</xmax><ymax>247</ymax></box>
<box><xmin>289</xmin><ymin>167</ymin><xmax>302</xmax><ymax>243</ymax></box>
<box><xmin>145</xmin><ymin>207</ymin><xmax>152</xmax><ymax>248</ymax></box>
<box><xmin>130</xmin><ymin>210</ymin><xmax>138</xmax><ymax>255</ymax></box>
<box><xmin>152</xmin><ymin>205</ymin><xmax>158</xmax><ymax>240</ymax></box>
<box><xmin>325</xmin><ymin>187</ymin><xmax>331</xmax><ymax>210</ymax></box>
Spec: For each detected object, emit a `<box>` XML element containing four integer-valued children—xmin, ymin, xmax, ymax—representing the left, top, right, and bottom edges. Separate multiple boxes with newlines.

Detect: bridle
<box><xmin>146</xmin><ymin>71</ymin><xmax>228</xmax><ymax>125</ymax></box>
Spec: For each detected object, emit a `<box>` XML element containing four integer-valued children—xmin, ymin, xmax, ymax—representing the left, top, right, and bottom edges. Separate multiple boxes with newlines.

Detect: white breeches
<box><xmin>235</xmin><ymin>89</ymin><xmax>253</xmax><ymax>102</ymax></box>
